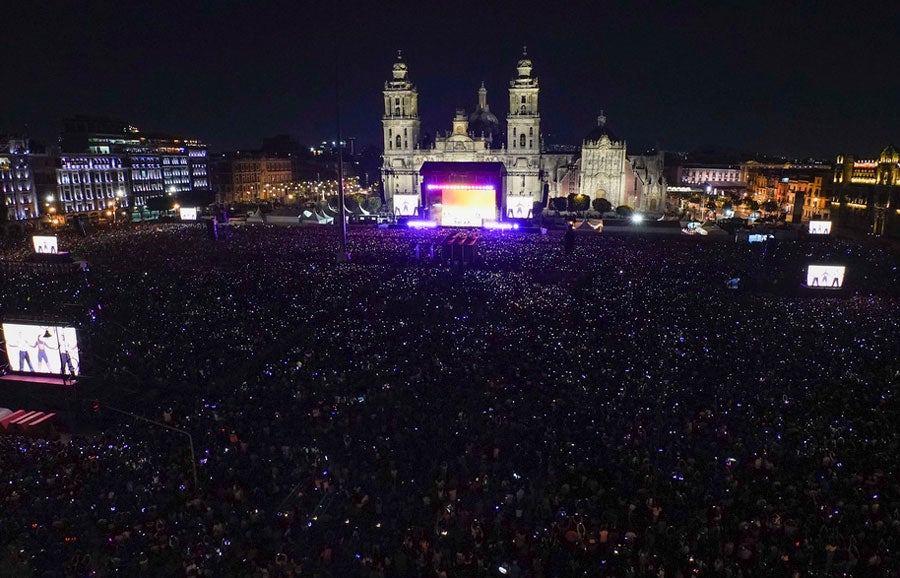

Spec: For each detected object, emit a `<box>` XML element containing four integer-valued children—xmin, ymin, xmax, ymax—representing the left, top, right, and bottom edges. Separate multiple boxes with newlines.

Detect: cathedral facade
<box><xmin>381</xmin><ymin>51</ymin><xmax>665</xmax><ymax>218</ymax></box>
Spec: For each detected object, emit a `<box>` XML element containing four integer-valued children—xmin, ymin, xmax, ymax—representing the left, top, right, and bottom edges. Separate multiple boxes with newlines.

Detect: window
<box><xmin>529</xmin><ymin>127</ymin><xmax>533</xmax><ymax>136</ymax></box>
<box><xmin>520</xmin><ymin>105</ymin><xmax>526</xmax><ymax>114</ymax></box>
<box><xmin>520</xmin><ymin>134</ymin><xmax>526</xmax><ymax>147</ymax></box>
<box><xmin>521</xmin><ymin>96</ymin><xmax>526</xmax><ymax>104</ymax></box>
<box><xmin>396</xmin><ymin>135</ymin><xmax>402</xmax><ymax>149</ymax></box>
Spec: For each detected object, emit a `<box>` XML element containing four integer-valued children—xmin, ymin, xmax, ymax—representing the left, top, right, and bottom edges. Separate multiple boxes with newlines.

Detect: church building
<box><xmin>381</xmin><ymin>50</ymin><xmax>665</xmax><ymax>223</ymax></box>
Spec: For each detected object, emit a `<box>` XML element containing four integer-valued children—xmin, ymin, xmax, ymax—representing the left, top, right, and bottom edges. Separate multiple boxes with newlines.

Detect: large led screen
<box><xmin>505</xmin><ymin>196</ymin><xmax>533</xmax><ymax>219</ymax></box>
<box><xmin>393</xmin><ymin>195</ymin><xmax>420</xmax><ymax>217</ymax></box>
<box><xmin>440</xmin><ymin>188</ymin><xmax>496</xmax><ymax>227</ymax></box>
<box><xmin>32</xmin><ymin>235</ymin><xmax>59</xmax><ymax>254</ymax></box>
<box><xmin>808</xmin><ymin>220</ymin><xmax>832</xmax><ymax>235</ymax></box>
<box><xmin>2</xmin><ymin>323</ymin><xmax>80</xmax><ymax>376</ymax></box>
<box><xmin>806</xmin><ymin>265</ymin><xmax>845</xmax><ymax>289</ymax></box>
<box><xmin>180</xmin><ymin>207</ymin><xmax>198</xmax><ymax>221</ymax></box>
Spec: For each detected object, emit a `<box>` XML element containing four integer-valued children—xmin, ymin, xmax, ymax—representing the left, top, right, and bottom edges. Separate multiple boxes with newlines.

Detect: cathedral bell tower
<box><xmin>381</xmin><ymin>51</ymin><xmax>421</xmax><ymax>209</ymax></box>
<box><xmin>507</xmin><ymin>47</ymin><xmax>540</xmax><ymax>154</ymax></box>
<box><xmin>504</xmin><ymin>48</ymin><xmax>542</xmax><ymax>207</ymax></box>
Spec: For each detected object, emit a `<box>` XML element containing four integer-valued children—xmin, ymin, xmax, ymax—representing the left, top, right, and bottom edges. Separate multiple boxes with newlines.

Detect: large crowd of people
<box><xmin>1</xmin><ymin>222</ymin><xmax>899</xmax><ymax>577</ymax></box>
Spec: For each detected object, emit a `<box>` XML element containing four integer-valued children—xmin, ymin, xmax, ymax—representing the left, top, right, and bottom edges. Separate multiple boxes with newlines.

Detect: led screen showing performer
<box><xmin>2</xmin><ymin>323</ymin><xmax>80</xmax><ymax>377</ymax></box>
<box><xmin>179</xmin><ymin>207</ymin><xmax>198</xmax><ymax>221</ymax></box>
<box><xmin>393</xmin><ymin>195</ymin><xmax>420</xmax><ymax>217</ymax></box>
<box><xmin>806</xmin><ymin>265</ymin><xmax>845</xmax><ymax>289</ymax></box>
<box><xmin>505</xmin><ymin>196</ymin><xmax>533</xmax><ymax>219</ymax></box>
<box><xmin>808</xmin><ymin>221</ymin><xmax>832</xmax><ymax>235</ymax></box>
<box><xmin>32</xmin><ymin>235</ymin><xmax>59</xmax><ymax>254</ymax></box>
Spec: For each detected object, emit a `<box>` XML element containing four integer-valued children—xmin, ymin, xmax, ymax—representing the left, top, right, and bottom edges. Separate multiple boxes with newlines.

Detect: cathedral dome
<box><xmin>468</xmin><ymin>82</ymin><xmax>503</xmax><ymax>147</ymax></box>
<box><xmin>584</xmin><ymin>113</ymin><xmax>619</xmax><ymax>143</ymax></box>
<box><xmin>468</xmin><ymin>106</ymin><xmax>499</xmax><ymax>127</ymax></box>
<box><xmin>468</xmin><ymin>107</ymin><xmax>501</xmax><ymax>146</ymax></box>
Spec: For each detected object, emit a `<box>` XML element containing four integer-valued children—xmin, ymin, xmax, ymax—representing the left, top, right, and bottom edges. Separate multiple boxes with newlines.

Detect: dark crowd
<box><xmin>1</xmin><ymin>223</ymin><xmax>899</xmax><ymax>577</ymax></box>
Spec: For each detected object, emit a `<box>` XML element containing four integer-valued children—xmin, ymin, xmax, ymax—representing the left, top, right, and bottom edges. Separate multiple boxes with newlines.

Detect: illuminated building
<box><xmin>129</xmin><ymin>155</ymin><xmax>163</xmax><ymax>207</ymax></box>
<box><xmin>741</xmin><ymin>160</ymin><xmax>830</xmax><ymax>204</ymax></box>
<box><xmin>578</xmin><ymin>113</ymin><xmax>627</xmax><ymax>207</ymax></box>
<box><xmin>627</xmin><ymin>151</ymin><xmax>667</xmax><ymax>211</ymax></box>
<box><xmin>784</xmin><ymin>175</ymin><xmax>827</xmax><ymax>223</ymax></box>
<box><xmin>380</xmin><ymin>51</ymin><xmax>664</xmax><ymax>219</ymax></box>
<box><xmin>676</xmin><ymin>165</ymin><xmax>743</xmax><ymax>186</ymax></box>
<box><xmin>0</xmin><ymin>138</ymin><xmax>56</xmax><ymax>222</ymax></box>
<box><xmin>830</xmin><ymin>145</ymin><xmax>900</xmax><ymax>238</ymax></box>
<box><xmin>58</xmin><ymin>116</ymin><xmax>209</xmax><ymax>214</ymax></box>
<box><xmin>834</xmin><ymin>146</ymin><xmax>900</xmax><ymax>186</ymax></box>
<box><xmin>211</xmin><ymin>153</ymin><xmax>293</xmax><ymax>203</ymax></box>
<box><xmin>57</xmin><ymin>155</ymin><xmax>128</xmax><ymax>215</ymax></box>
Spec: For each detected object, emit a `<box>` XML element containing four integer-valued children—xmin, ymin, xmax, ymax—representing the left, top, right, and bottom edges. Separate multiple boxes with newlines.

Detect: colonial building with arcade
<box><xmin>380</xmin><ymin>50</ymin><xmax>666</xmax><ymax>224</ymax></box>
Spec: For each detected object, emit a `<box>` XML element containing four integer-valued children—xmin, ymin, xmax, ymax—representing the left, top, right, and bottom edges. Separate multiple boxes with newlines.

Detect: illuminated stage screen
<box><xmin>32</xmin><ymin>235</ymin><xmax>59</xmax><ymax>254</ymax></box>
<box><xmin>393</xmin><ymin>195</ymin><xmax>420</xmax><ymax>217</ymax></box>
<box><xmin>806</xmin><ymin>265</ymin><xmax>845</xmax><ymax>289</ymax></box>
<box><xmin>2</xmin><ymin>323</ymin><xmax>80</xmax><ymax>376</ymax></box>
<box><xmin>438</xmin><ymin>188</ymin><xmax>496</xmax><ymax>227</ymax></box>
<box><xmin>180</xmin><ymin>207</ymin><xmax>198</xmax><ymax>221</ymax></box>
<box><xmin>808</xmin><ymin>220</ymin><xmax>832</xmax><ymax>235</ymax></box>
<box><xmin>506</xmin><ymin>196</ymin><xmax>533</xmax><ymax>219</ymax></box>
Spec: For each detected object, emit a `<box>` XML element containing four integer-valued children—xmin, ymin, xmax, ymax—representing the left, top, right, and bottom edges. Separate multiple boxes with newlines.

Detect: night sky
<box><xmin>3</xmin><ymin>0</ymin><xmax>898</xmax><ymax>158</ymax></box>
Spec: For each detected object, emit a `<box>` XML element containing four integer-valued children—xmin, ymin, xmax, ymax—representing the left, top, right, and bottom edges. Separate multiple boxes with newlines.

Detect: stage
<box><xmin>0</xmin><ymin>373</ymin><xmax>77</xmax><ymax>387</ymax></box>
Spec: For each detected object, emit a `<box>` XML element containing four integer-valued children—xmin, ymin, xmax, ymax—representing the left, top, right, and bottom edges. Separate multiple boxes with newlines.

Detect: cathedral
<box><xmin>381</xmin><ymin>50</ymin><xmax>666</xmax><ymax>221</ymax></box>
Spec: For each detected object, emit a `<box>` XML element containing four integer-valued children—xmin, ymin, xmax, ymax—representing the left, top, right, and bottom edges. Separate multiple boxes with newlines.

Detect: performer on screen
<box><xmin>10</xmin><ymin>331</ymin><xmax>35</xmax><ymax>372</ymax></box>
<box><xmin>58</xmin><ymin>333</ymin><xmax>78</xmax><ymax>377</ymax></box>
<box><xmin>35</xmin><ymin>330</ymin><xmax>53</xmax><ymax>373</ymax></box>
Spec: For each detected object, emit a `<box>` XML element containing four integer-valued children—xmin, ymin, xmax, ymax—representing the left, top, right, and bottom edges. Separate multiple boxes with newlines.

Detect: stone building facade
<box><xmin>380</xmin><ymin>51</ymin><xmax>664</xmax><ymax>218</ymax></box>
